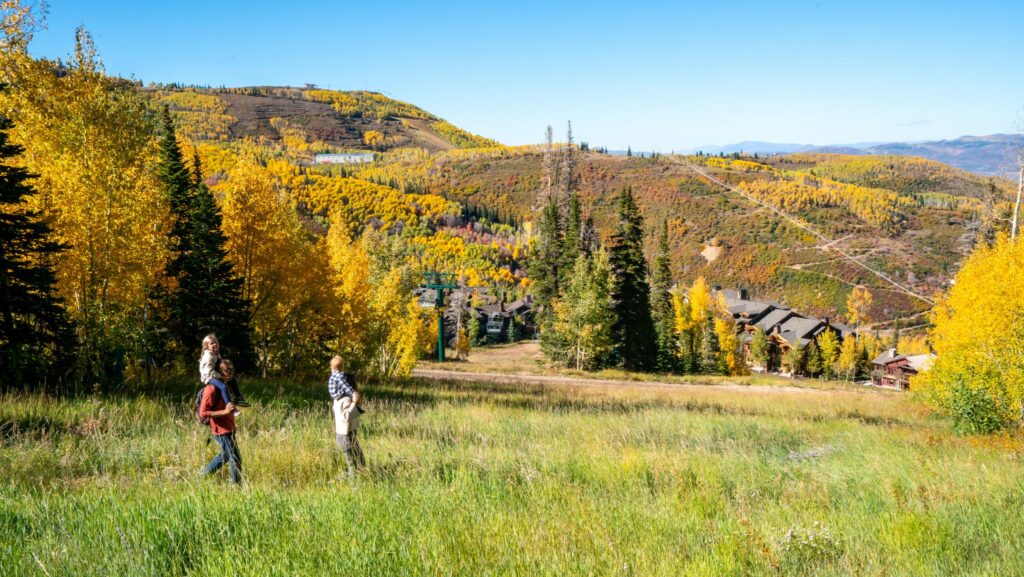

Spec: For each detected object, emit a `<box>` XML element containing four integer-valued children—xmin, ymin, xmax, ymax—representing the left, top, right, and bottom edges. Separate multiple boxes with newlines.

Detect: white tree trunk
<box><xmin>1013</xmin><ymin>153</ymin><xmax>1023</xmax><ymax>240</ymax></box>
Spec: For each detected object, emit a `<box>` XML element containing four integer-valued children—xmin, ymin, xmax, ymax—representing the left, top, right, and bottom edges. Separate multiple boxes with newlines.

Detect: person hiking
<box><xmin>199</xmin><ymin>379</ymin><xmax>242</xmax><ymax>484</ymax></box>
<box><xmin>199</xmin><ymin>334</ymin><xmax>249</xmax><ymax>409</ymax></box>
<box><xmin>328</xmin><ymin>356</ymin><xmax>365</xmax><ymax>478</ymax></box>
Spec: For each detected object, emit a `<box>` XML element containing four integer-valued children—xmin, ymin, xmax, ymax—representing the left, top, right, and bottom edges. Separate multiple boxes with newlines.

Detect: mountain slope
<box><xmin>148</xmin><ymin>86</ymin><xmax>1004</xmax><ymax>324</ymax></box>
<box><xmin>146</xmin><ymin>86</ymin><xmax>499</xmax><ymax>152</ymax></box>
<box><xmin>357</xmin><ymin>148</ymin><xmax>1011</xmax><ymax>322</ymax></box>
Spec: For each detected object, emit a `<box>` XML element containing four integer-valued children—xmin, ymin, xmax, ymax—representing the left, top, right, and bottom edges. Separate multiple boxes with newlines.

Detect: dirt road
<box><xmin>411</xmin><ymin>368</ymin><xmax>867</xmax><ymax>396</ymax></box>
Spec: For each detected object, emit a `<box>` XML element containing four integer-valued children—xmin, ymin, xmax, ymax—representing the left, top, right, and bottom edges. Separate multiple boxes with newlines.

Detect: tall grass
<box><xmin>2</xmin><ymin>377</ymin><xmax>1023</xmax><ymax>576</ymax></box>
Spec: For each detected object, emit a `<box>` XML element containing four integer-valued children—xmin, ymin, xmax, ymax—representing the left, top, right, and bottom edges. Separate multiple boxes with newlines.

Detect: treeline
<box><xmin>0</xmin><ymin>21</ymin><xmax>470</xmax><ymax>390</ymax></box>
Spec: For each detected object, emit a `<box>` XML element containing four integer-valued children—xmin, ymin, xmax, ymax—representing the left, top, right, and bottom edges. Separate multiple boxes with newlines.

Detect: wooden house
<box><xmin>719</xmin><ymin>287</ymin><xmax>853</xmax><ymax>372</ymax></box>
<box><xmin>871</xmin><ymin>350</ymin><xmax>935</xmax><ymax>390</ymax></box>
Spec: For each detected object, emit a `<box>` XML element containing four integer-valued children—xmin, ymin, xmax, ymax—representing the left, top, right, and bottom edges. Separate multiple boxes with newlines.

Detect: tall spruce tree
<box><xmin>560</xmin><ymin>191</ymin><xmax>583</xmax><ymax>286</ymax></box>
<box><xmin>154</xmin><ymin>110</ymin><xmax>254</xmax><ymax>369</ymax></box>
<box><xmin>700</xmin><ymin>314</ymin><xmax>720</xmax><ymax>373</ymax></box>
<box><xmin>530</xmin><ymin>198</ymin><xmax>564</xmax><ymax>311</ymax></box>
<box><xmin>0</xmin><ymin>117</ymin><xmax>75</xmax><ymax>391</ymax></box>
<box><xmin>650</xmin><ymin>220</ymin><xmax>676</xmax><ymax>371</ymax></box>
<box><xmin>559</xmin><ymin>121</ymin><xmax>578</xmax><ymax>207</ymax></box>
<box><xmin>608</xmin><ymin>187</ymin><xmax>657</xmax><ymax>371</ymax></box>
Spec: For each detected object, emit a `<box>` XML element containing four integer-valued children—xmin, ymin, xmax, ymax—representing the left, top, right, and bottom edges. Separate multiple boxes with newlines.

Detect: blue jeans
<box><xmin>203</xmin><ymin>432</ymin><xmax>242</xmax><ymax>484</ymax></box>
<box><xmin>209</xmin><ymin>378</ymin><xmax>232</xmax><ymax>406</ymax></box>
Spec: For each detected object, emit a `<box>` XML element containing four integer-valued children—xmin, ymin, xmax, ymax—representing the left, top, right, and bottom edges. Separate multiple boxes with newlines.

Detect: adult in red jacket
<box><xmin>199</xmin><ymin>384</ymin><xmax>241</xmax><ymax>484</ymax></box>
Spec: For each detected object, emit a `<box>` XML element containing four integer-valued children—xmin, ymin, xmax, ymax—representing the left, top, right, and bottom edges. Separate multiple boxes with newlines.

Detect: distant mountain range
<box><xmin>684</xmin><ymin>135</ymin><xmax>1024</xmax><ymax>176</ymax></box>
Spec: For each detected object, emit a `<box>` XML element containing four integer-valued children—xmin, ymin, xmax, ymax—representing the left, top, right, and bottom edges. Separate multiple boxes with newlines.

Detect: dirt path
<box><xmin>411</xmin><ymin>368</ymin><xmax>867</xmax><ymax>396</ymax></box>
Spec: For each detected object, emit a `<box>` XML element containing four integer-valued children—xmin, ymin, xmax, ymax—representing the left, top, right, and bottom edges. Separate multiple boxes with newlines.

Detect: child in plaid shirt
<box><xmin>328</xmin><ymin>356</ymin><xmax>364</xmax><ymax>477</ymax></box>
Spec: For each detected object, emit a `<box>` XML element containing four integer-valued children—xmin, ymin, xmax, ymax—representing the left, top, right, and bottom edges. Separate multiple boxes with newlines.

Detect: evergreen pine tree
<box><xmin>805</xmin><ymin>339</ymin><xmax>822</xmax><ymax>377</ymax></box>
<box><xmin>188</xmin><ymin>176</ymin><xmax>255</xmax><ymax>369</ymax></box>
<box><xmin>650</xmin><ymin>220</ymin><xmax>676</xmax><ymax>372</ymax></box>
<box><xmin>529</xmin><ymin>198</ymin><xmax>564</xmax><ymax>311</ymax></box>
<box><xmin>0</xmin><ymin>116</ymin><xmax>75</xmax><ymax>391</ymax></box>
<box><xmin>153</xmin><ymin>111</ymin><xmax>254</xmax><ymax>370</ymax></box>
<box><xmin>857</xmin><ymin>344</ymin><xmax>871</xmax><ymax>380</ymax></box>
<box><xmin>580</xmin><ymin>215</ymin><xmax>599</xmax><ymax>256</ymax></box>
<box><xmin>559</xmin><ymin>121</ymin><xmax>578</xmax><ymax>206</ymax></box>
<box><xmin>608</xmin><ymin>187</ymin><xmax>658</xmax><ymax>371</ymax></box>
<box><xmin>700</xmin><ymin>314</ymin><xmax>720</xmax><ymax>373</ymax></box>
<box><xmin>561</xmin><ymin>192</ymin><xmax>583</xmax><ymax>285</ymax></box>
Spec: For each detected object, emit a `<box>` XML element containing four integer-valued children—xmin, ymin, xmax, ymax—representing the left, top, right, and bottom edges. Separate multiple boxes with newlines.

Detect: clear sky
<box><xmin>28</xmin><ymin>0</ymin><xmax>1024</xmax><ymax>151</ymax></box>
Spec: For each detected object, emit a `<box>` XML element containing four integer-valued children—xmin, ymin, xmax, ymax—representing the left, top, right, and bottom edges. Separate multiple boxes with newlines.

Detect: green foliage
<box><xmin>0</xmin><ymin>117</ymin><xmax>75</xmax><ymax>391</ymax></box>
<box><xmin>547</xmin><ymin>251</ymin><xmax>616</xmax><ymax>370</ymax></box>
<box><xmin>784</xmin><ymin>343</ymin><xmax>804</xmax><ymax>376</ymax></box>
<box><xmin>609</xmin><ymin>187</ymin><xmax>657</xmax><ymax>371</ymax></box>
<box><xmin>804</xmin><ymin>341</ymin><xmax>822</xmax><ymax>378</ymax></box>
<box><xmin>650</xmin><ymin>220</ymin><xmax>676</xmax><ymax>372</ymax></box>
<box><xmin>751</xmin><ymin>328</ymin><xmax>770</xmax><ymax>370</ymax></box>
<box><xmin>948</xmin><ymin>375</ymin><xmax>1013</xmax><ymax>435</ymax></box>
<box><xmin>530</xmin><ymin>199</ymin><xmax>563</xmax><ymax>311</ymax></box>
<box><xmin>152</xmin><ymin>112</ymin><xmax>254</xmax><ymax>369</ymax></box>
<box><xmin>5</xmin><ymin>377</ymin><xmax>1024</xmax><ymax>575</ymax></box>
<box><xmin>700</xmin><ymin>315</ymin><xmax>721</xmax><ymax>374</ymax></box>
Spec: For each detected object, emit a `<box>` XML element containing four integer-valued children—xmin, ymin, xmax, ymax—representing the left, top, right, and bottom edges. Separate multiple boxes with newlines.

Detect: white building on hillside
<box><xmin>314</xmin><ymin>153</ymin><xmax>374</xmax><ymax>164</ymax></box>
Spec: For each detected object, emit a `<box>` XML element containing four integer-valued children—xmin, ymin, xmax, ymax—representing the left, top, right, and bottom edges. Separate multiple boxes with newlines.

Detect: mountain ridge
<box><xmin>685</xmin><ymin>134</ymin><xmax>1024</xmax><ymax>176</ymax></box>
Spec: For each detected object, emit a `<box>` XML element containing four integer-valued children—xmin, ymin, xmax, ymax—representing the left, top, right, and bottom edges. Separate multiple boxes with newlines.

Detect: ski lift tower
<box><xmin>423</xmin><ymin>271</ymin><xmax>457</xmax><ymax>362</ymax></box>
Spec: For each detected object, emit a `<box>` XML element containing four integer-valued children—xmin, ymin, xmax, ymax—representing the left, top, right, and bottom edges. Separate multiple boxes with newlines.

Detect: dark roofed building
<box><xmin>755</xmin><ymin>309</ymin><xmax>800</xmax><ymax>334</ymax></box>
<box><xmin>713</xmin><ymin>286</ymin><xmax>856</xmax><ymax>374</ymax></box>
<box><xmin>776</xmin><ymin>316</ymin><xmax>827</xmax><ymax>347</ymax></box>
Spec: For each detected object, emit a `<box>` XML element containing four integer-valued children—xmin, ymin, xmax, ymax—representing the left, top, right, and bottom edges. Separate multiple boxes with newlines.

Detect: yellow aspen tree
<box><xmin>221</xmin><ymin>156</ymin><xmax>330</xmax><ymax>375</ymax></box>
<box><xmin>837</xmin><ymin>336</ymin><xmax>859</xmax><ymax>381</ymax></box>
<box><xmin>688</xmin><ymin>276</ymin><xmax>712</xmax><ymax>327</ymax></box>
<box><xmin>714</xmin><ymin>317</ymin><xmax>744</xmax><ymax>376</ymax></box>
<box><xmin>817</xmin><ymin>330</ymin><xmax>840</xmax><ymax>379</ymax></box>
<box><xmin>326</xmin><ymin>214</ymin><xmax>374</xmax><ymax>370</ymax></box>
<box><xmin>0</xmin><ymin>28</ymin><xmax>168</xmax><ymax>376</ymax></box>
<box><xmin>363</xmin><ymin>130</ymin><xmax>385</xmax><ymax>150</ymax></box>
<box><xmin>846</xmin><ymin>286</ymin><xmax>873</xmax><ymax>328</ymax></box>
<box><xmin>916</xmin><ymin>234</ymin><xmax>1024</xmax><ymax>432</ymax></box>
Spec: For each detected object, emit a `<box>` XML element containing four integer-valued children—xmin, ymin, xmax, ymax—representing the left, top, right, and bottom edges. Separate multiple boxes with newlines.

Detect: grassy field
<box><xmin>3</xmin><ymin>376</ymin><xmax>1024</xmax><ymax>576</ymax></box>
<box><xmin>422</xmin><ymin>342</ymin><xmax>865</xmax><ymax>391</ymax></box>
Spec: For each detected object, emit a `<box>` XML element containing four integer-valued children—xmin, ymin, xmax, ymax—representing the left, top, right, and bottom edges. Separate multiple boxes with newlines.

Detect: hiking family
<box><xmin>195</xmin><ymin>334</ymin><xmax>364</xmax><ymax>484</ymax></box>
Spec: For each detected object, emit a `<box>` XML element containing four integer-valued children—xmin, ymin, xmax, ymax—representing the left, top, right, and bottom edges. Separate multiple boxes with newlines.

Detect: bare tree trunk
<box><xmin>1013</xmin><ymin>152</ymin><xmax>1023</xmax><ymax>240</ymax></box>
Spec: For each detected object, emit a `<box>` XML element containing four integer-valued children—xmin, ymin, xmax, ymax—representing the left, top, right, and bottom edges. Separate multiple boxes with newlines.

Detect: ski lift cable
<box><xmin>672</xmin><ymin>157</ymin><xmax>935</xmax><ymax>306</ymax></box>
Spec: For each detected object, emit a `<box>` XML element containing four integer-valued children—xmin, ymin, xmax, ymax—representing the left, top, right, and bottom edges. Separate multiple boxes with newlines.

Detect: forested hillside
<box><xmin>2</xmin><ymin>23</ymin><xmax>1012</xmax><ymax>385</ymax></box>
<box><xmin>152</xmin><ymin>80</ymin><xmax>1016</xmax><ymax>323</ymax></box>
<box><xmin>336</xmin><ymin>144</ymin><xmax>1014</xmax><ymax>322</ymax></box>
<box><xmin>147</xmin><ymin>85</ymin><xmax>499</xmax><ymax>152</ymax></box>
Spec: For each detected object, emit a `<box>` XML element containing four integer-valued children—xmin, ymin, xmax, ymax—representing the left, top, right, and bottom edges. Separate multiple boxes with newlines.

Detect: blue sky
<box><xmin>29</xmin><ymin>0</ymin><xmax>1024</xmax><ymax>150</ymax></box>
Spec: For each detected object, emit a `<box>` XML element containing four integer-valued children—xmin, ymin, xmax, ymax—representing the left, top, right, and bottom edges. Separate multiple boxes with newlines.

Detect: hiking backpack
<box><xmin>194</xmin><ymin>386</ymin><xmax>211</xmax><ymax>426</ymax></box>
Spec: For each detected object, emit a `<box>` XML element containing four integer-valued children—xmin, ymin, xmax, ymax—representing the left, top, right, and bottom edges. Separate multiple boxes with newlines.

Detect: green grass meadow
<box><xmin>2</xmin><ymin>377</ymin><xmax>1024</xmax><ymax>576</ymax></box>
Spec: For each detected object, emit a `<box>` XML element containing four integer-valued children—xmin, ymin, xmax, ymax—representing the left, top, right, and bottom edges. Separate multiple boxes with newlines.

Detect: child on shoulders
<box><xmin>199</xmin><ymin>334</ymin><xmax>249</xmax><ymax>408</ymax></box>
<box><xmin>328</xmin><ymin>356</ymin><xmax>365</xmax><ymax>477</ymax></box>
